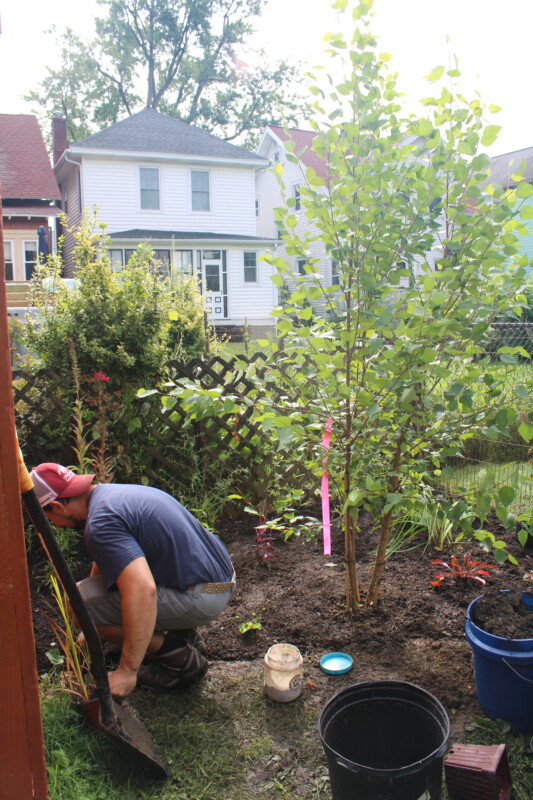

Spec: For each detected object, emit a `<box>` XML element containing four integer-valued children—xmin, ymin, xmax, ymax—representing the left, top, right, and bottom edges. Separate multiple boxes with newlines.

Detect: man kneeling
<box><xmin>31</xmin><ymin>463</ymin><xmax>235</xmax><ymax>698</ymax></box>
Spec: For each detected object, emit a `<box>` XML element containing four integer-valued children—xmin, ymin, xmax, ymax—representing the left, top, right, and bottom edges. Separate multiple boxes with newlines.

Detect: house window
<box><xmin>205</xmin><ymin>263</ymin><xmax>220</xmax><ymax>292</ymax></box>
<box><xmin>140</xmin><ymin>167</ymin><xmax>160</xmax><ymax>210</ymax></box>
<box><xmin>255</xmin><ymin>197</ymin><xmax>259</xmax><ymax>217</ymax></box>
<box><xmin>273</xmin><ymin>147</ymin><xmax>280</xmax><ymax>163</ymax></box>
<box><xmin>108</xmin><ymin>249</ymin><xmax>123</xmax><ymax>271</ymax></box>
<box><xmin>4</xmin><ymin>241</ymin><xmax>14</xmax><ymax>281</ymax></box>
<box><xmin>297</xmin><ymin>258</ymin><xmax>307</xmax><ymax>275</ymax></box>
<box><xmin>153</xmin><ymin>250</ymin><xmax>171</xmax><ymax>275</ymax></box>
<box><xmin>331</xmin><ymin>259</ymin><xmax>340</xmax><ymax>286</ymax></box>
<box><xmin>276</xmin><ymin>223</ymin><xmax>283</xmax><ymax>240</ymax></box>
<box><xmin>24</xmin><ymin>241</ymin><xmax>38</xmax><ymax>280</ymax></box>
<box><xmin>174</xmin><ymin>250</ymin><xmax>193</xmax><ymax>275</ymax></box>
<box><xmin>191</xmin><ymin>170</ymin><xmax>210</xmax><ymax>211</ymax></box>
<box><xmin>243</xmin><ymin>251</ymin><xmax>257</xmax><ymax>283</ymax></box>
<box><xmin>293</xmin><ymin>183</ymin><xmax>301</xmax><ymax>211</ymax></box>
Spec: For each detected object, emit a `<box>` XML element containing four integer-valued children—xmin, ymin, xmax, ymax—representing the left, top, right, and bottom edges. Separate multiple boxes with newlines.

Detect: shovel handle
<box><xmin>19</xmin><ymin>464</ymin><xmax>119</xmax><ymax>731</ymax></box>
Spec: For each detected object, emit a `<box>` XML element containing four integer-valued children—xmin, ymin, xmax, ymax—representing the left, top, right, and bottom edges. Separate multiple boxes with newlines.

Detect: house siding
<box><xmin>81</xmin><ymin>157</ymin><xmax>258</xmax><ymax>236</ymax></box>
<box><xmin>60</xmin><ymin>166</ymin><xmax>83</xmax><ymax>277</ymax></box>
<box><xmin>225</xmin><ymin>247</ymin><xmax>276</xmax><ymax>322</ymax></box>
<box><xmin>255</xmin><ymin>131</ymin><xmax>333</xmax><ymax>312</ymax></box>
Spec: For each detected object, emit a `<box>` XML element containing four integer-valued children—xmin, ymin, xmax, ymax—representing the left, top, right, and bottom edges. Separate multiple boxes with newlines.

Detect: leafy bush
<box><xmin>18</xmin><ymin>212</ymin><xmax>209</xmax><ymax>480</ymax></box>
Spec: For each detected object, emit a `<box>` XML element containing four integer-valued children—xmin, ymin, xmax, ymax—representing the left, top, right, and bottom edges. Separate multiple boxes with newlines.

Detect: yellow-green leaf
<box><xmin>481</xmin><ymin>125</ymin><xmax>501</xmax><ymax>147</ymax></box>
<box><xmin>425</xmin><ymin>65</ymin><xmax>445</xmax><ymax>82</ymax></box>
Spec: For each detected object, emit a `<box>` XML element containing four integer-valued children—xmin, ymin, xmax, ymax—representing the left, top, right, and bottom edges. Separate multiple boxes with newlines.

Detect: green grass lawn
<box><xmin>41</xmin><ymin>669</ymin><xmax>533</xmax><ymax>800</ymax></box>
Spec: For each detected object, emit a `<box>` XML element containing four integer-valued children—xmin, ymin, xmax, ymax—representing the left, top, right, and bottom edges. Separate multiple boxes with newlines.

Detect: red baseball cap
<box><xmin>30</xmin><ymin>463</ymin><xmax>95</xmax><ymax>506</ymax></box>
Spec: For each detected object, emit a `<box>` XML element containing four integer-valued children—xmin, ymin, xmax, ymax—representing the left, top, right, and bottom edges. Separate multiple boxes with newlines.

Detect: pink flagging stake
<box><xmin>321</xmin><ymin>417</ymin><xmax>333</xmax><ymax>555</ymax></box>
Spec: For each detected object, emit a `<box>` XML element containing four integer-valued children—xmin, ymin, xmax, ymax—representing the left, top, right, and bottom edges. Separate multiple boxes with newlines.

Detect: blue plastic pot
<box><xmin>466</xmin><ymin>591</ymin><xmax>533</xmax><ymax>734</ymax></box>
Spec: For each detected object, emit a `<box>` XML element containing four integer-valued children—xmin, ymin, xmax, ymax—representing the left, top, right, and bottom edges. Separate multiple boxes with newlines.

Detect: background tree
<box><xmin>27</xmin><ymin>0</ymin><xmax>310</xmax><ymax>146</ymax></box>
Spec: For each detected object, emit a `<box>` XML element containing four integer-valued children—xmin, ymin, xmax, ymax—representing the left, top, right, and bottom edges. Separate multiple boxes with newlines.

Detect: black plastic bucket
<box><xmin>318</xmin><ymin>681</ymin><xmax>450</xmax><ymax>800</ymax></box>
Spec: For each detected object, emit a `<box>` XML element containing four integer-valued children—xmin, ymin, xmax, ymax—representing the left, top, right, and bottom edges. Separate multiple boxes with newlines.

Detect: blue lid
<box><xmin>320</xmin><ymin>652</ymin><xmax>353</xmax><ymax>675</ymax></box>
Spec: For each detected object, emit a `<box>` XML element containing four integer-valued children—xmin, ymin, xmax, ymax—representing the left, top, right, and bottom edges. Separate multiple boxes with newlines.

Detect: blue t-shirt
<box><xmin>84</xmin><ymin>484</ymin><xmax>233</xmax><ymax>590</ymax></box>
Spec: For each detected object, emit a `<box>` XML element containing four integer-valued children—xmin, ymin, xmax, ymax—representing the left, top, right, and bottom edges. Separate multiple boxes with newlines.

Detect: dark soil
<box><xmin>472</xmin><ymin>588</ymin><xmax>533</xmax><ymax>638</ymax></box>
<box><xmin>27</xmin><ymin>509</ymin><xmax>533</xmax><ymax>739</ymax></box>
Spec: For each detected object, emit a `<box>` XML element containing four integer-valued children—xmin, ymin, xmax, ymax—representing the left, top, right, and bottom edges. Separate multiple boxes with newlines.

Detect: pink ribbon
<box><xmin>321</xmin><ymin>417</ymin><xmax>332</xmax><ymax>555</ymax></box>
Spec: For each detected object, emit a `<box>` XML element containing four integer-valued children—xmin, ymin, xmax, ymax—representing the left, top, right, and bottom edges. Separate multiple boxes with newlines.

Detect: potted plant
<box><xmin>44</xmin><ymin>574</ymin><xmax>98</xmax><ymax>725</ymax></box>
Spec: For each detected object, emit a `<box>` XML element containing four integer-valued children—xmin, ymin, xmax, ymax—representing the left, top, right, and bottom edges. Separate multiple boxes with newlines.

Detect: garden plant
<box><xmin>154</xmin><ymin>0</ymin><xmax>532</xmax><ymax>610</ymax></box>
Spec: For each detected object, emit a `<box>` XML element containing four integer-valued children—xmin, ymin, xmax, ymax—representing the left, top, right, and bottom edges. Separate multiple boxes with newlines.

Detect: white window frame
<box><xmin>172</xmin><ymin>250</ymin><xmax>194</xmax><ymax>275</ymax></box>
<box><xmin>331</xmin><ymin>258</ymin><xmax>340</xmax><ymax>287</ymax></box>
<box><xmin>243</xmin><ymin>251</ymin><xmax>258</xmax><ymax>284</ymax></box>
<box><xmin>139</xmin><ymin>166</ymin><xmax>161</xmax><ymax>211</ymax></box>
<box><xmin>297</xmin><ymin>258</ymin><xmax>307</xmax><ymax>276</ymax></box>
<box><xmin>293</xmin><ymin>183</ymin><xmax>301</xmax><ymax>212</ymax></box>
<box><xmin>255</xmin><ymin>197</ymin><xmax>260</xmax><ymax>218</ymax></box>
<box><xmin>108</xmin><ymin>249</ymin><xmax>124</xmax><ymax>271</ymax></box>
<box><xmin>191</xmin><ymin>169</ymin><xmax>211</xmax><ymax>212</ymax></box>
<box><xmin>273</xmin><ymin>147</ymin><xmax>281</xmax><ymax>163</ymax></box>
<box><xmin>4</xmin><ymin>240</ymin><xmax>14</xmax><ymax>281</ymax></box>
<box><xmin>23</xmin><ymin>239</ymin><xmax>38</xmax><ymax>280</ymax></box>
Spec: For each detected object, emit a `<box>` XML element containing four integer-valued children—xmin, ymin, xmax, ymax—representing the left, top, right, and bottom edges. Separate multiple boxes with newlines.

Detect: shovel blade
<box><xmin>98</xmin><ymin>700</ymin><xmax>168</xmax><ymax>778</ymax></box>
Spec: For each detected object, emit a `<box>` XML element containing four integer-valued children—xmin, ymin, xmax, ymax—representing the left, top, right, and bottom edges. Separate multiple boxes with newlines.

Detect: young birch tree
<box><xmin>260</xmin><ymin>0</ymin><xmax>530</xmax><ymax>608</ymax></box>
<box><xmin>155</xmin><ymin>0</ymin><xmax>531</xmax><ymax>610</ymax></box>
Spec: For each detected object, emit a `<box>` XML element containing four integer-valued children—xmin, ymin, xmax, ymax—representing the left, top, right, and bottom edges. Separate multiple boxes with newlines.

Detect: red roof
<box><xmin>267</xmin><ymin>125</ymin><xmax>329</xmax><ymax>182</ymax></box>
<box><xmin>0</xmin><ymin>115</ymin><xmax>60</xmax><ymax>200</ymax></box>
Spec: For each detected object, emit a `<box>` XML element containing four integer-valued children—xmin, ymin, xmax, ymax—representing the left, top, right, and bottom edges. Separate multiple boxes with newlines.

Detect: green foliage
<box><xmin>44</xmin><ymin>574</ymin><xmax>93</xmax><ymax>702</ymax></box>
<box><xmin>238</xmin><ymin>610</ymin><xmax>263</xmax><ymax>635</ymax></box>
<box><xmin>18</xmin><ymin>212</ymin><xmax>209</xmax><ymax>480</ymax></box>
<box><xmin>255</xmin><ymin>4</ymin><xmax>530</xmax><ymax>607</ymax></box>
<box><xmin>24</xmin><ymin>216</ymin><xmax>170</xmax><ymax>388</ymax></box>
<box><xmin>27</xmin><ymin>0</ymin><xmax>309</xmax><ymax>146</ymax></box>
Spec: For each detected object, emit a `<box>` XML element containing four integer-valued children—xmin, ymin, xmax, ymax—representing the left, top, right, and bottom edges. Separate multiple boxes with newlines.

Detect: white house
<box><xmin>255</xmin><ymin>125</ymin><xmax>339</xmax><ymax>294</ymax></box>
<box><xmin>52</xmin><ymin>109</ymin><xmax>277</xmax><ymax>330</ymax></box>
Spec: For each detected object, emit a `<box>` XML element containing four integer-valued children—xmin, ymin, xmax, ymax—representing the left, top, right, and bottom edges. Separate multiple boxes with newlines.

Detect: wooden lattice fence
<box><xmin>12</xmin><ymin>353</ymin><xmax>318</xmax><ymax>496</ymax></box>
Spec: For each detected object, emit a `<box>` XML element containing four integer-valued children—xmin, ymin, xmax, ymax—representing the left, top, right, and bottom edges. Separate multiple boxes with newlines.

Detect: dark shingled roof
<box><xmin>73</xmin><ymin>108</ymin><xmax>262</xmax><ymax>161</ymax></box>
<box><xmin>0</xmin><ymin>114</ymin><xmax>60</xmax><ymax>200</ymax></box>
<box><xmin>489</xmin><ymin>147</ymin><xmax>533</xmax><ymax>188</ymax></box>
<box><xmin>110</xmin><ymin>229</ymin><xmax>272</xmax><ymax>242</ymax></box>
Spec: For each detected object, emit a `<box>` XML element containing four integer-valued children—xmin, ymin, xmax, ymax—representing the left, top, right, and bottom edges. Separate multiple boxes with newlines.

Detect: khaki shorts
<box><xmin>78</xmin><ymin>575</ymin><xmax>235</xmax><ymax>630</ymax></box>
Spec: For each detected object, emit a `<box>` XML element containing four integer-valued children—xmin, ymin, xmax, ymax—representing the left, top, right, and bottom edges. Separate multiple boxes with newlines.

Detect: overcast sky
<box><xmin>1</xmin><ymin>0</ymin><xmax>531</xmax><ymax>155</ymax></box>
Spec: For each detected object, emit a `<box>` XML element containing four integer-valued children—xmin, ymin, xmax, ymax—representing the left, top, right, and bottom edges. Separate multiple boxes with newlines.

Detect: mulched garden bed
<box><xmin>27</xmin><ymin>508</ymin><xmax>532</xmax><ymax>740</ymax></box>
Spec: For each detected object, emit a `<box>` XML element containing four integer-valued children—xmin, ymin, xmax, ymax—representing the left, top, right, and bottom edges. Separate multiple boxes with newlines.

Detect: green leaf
<box><xmin>516</xmin><ymin>182</ymin><xmax>533</xmax><ymax>198</ymax></box>
<box><xmin>519</xmin><ymin>204</ymin><xmax>533</xmax><ymax>220</ymax></box>
<box><xmin>518</xmin><ymin>422</ymin><xmax>533</xmax><ymax>443</ymax></box>
<box><xmin>481</xmin><ymin>125</ymin><xmax>501</xmax><ymax>147</ymax></box>
<box><xmin>498</xmin><ymin>486</ymin><xmax>515</xmax><ymax>507</ymax></box>
<box><xmin>425</xmin><ymin>65</ymin><xmax>445</xmax><ymax>82</ymax></box>
<box><xmin>413</xmin><ymin>119</ymin><xmax>433</xmax><ymax>137</ymax></box>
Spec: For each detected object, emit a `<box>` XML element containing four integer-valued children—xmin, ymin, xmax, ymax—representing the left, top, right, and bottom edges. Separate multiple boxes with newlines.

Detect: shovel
<box><xmin>18</xmin><ymin>453</ymin><xmax>168</xmax><ymax>778</ymax></box>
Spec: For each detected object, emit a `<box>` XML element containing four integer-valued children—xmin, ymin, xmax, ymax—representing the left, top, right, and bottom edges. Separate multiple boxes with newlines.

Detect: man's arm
<box><xmin>108</xmin><ymin>556</ymin><xmax>158</xmax><ymax>698</ymax></box>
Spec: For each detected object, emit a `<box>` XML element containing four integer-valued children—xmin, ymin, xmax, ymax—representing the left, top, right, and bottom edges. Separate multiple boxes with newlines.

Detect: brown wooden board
<box><xmin>0</xmin><ymin>202</ymin><xmax>48</xmax><ymax>796</ymax></box>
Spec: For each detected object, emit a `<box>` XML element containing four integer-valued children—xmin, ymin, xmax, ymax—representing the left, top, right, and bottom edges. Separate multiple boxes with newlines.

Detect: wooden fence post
<box><xmin>0</xmin><ymin>204</ymin><xmax>48</xmax><ymax>798</ymax></box>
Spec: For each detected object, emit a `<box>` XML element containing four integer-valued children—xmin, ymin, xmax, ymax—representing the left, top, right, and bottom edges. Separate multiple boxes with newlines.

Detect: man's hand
<box><xmin>108</xmin><ymin>664</ymin><xmax>138</xmax><ymax>698</ymax></box>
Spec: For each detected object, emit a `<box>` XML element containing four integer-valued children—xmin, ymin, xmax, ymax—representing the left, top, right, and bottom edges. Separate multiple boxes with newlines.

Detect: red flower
<box><xmin>93</xmin><ymin>371</ymin><xmax>109</xmax><ymax>383</ymax></box>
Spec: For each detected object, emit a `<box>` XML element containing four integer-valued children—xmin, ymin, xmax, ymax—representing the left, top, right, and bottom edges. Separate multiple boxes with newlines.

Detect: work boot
<box><xmin>102</xmin><ymin>640</ymin><xmax>121</xmax><ymax>666</ymax></box>
<box><xmin>167</xmin><ymin>628</ymin><xmax>207</xmax><ymax>657</ymax></box>
<box><xmin>138</xmin><ymin>634</ymin><xmax>208</xmax><ymax>691</ymax></box>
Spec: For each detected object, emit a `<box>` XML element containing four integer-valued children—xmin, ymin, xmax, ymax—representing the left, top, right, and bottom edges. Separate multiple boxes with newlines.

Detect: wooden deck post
<box><xmin>0</xmin><ymin>202</ymin><xmax>48</xmax><ymax>798</ymax></box>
